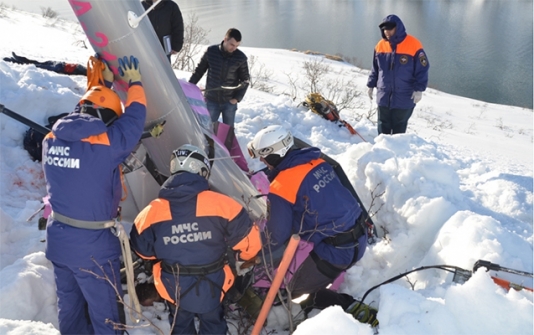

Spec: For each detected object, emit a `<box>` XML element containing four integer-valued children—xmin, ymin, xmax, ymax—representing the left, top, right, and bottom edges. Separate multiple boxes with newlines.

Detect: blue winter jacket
<box><xmin>265</xmin><ymin>147</ymin><xmax>363</xmax><ymax>267</ymax></box>
<box><xmin>43</xmin><ymin>83</ymin><xmax>146</xmax><ymax>267</ymax></box>
<box><xmin>130</xmin><ymin>172</ymin><xmax>261</xmax><ymax>313</ymax></box>
<box><xmin>367</xmin><ymin>15</ymin><xmax>429</xmax><ymax>109</ymax></box>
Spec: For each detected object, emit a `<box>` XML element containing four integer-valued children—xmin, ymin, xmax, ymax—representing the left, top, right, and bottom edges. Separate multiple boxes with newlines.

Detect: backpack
<box><xmin>301</xmin><ymin>93</ymin><xmax>362</xmax><ymax>138</ymax></box>
<box><xmin>302</xmin><ymin>93</ymin><xmax>341</xmax><ymax>122</ymax></box>
<box><xmin>23</xmin><ymin>113</ymin><xmax>69</xmax><ymax>161</ymax></box>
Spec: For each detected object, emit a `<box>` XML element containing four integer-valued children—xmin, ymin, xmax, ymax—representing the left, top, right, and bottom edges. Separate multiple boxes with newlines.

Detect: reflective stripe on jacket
<box><xmin>189</xmin><ymin>43</ymin><xmax>250</xmax><ymax>103</ymax></box>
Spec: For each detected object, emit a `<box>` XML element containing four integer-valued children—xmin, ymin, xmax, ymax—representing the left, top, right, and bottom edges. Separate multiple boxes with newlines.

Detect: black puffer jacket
<box><xmin>189</xmin><ymin>42</ymin><xmax>250</xmax><ymax>103</ymax></box>
<box><xmin>142</xmin><ymin>0</ymin><xmax>184</xmax><ymax>53</ymax></box>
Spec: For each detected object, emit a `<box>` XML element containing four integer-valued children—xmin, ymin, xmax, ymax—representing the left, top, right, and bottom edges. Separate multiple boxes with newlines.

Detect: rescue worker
<box><xmin>129</xmin><ymin>144</ymin><xmax>261</xmax><ymax>335</ymax></box>
<box><xmin>367</xmin><ymin>14</ymin><xmax>429</xmax><ymax>135</ymax></box>
<box><xmin>42</xmin><ymin>55</ymin><xmax>146</xmax><ymax>334</ymax></box>
<box><xmin>247</xmin><ymin>125</ymin><xmax>367</xmax><ymax>298</ymax></box>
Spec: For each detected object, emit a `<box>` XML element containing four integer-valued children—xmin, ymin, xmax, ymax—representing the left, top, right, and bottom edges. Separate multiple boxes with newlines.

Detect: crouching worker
<box><xmin>247</xmin><ymin>125</ymin><xmax>367</xmax><ymax>301</ymax></box>
<box><xmin>42</xmin><ymin>55</ymin><xmax>146</xmax><ymax>334</ymax></box>
<box><xmin>129</xmin><ymin>144</ymin><xmax>262</xmax><ymax>335</ymax></box>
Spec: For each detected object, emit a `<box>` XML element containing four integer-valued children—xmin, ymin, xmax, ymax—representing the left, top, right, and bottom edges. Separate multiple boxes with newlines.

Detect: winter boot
<box><xmin>346</xmin><ymin>300</ymin><xmax>379</xmax><ymax>327</ymax></box>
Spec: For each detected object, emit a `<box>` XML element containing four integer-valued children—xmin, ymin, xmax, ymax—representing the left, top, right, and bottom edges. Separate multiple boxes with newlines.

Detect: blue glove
<box><xmin>118</xmin><ymin>56</ymin><xmax>141</xmax><ymax>84</ymax></box>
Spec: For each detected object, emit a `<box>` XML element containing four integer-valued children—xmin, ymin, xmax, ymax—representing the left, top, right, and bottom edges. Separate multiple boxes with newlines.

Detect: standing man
<box><xmin>43</xmin><ymin>55</ymin><xmax>146</xmax><ymax>334</ymax></box>
<box><xmin>247</xmin><ymin>125</ymin><xmax>367</xmax><ymax>298</ymax></box>
<box><xmin>142</xmin><ymin>0</ymin><xmax>184</xmax><ymax>60</ymax></box>
<box><xmin>367</xmin><ymin>14</ymin><xmax>429</xmax><ymax>135</ymax></box>
<box><xmin>189</xmin><ymin>28</ymin><xmax>250</xmax><ymax>128</ymax></box>
<box><xmin>130</xmin><ymin>144</ymin><xmax>261</xmax><ymax>335</ymax></box>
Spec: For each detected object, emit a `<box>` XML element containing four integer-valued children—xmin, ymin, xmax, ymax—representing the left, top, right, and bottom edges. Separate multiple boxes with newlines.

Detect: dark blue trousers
<box><xmin>169</xmin><ymin>303</ymin><xmax>227</xmax><ymax>335</ymax></box>
<box><xmin>377</xmin><ymin>106</ymin><xmax>414</xmax><ymax>135</ymax></box>
<box><xmin>52</xmin><ymin>259</ymin><xmax>123</xmax><ymax>334</ymax></box>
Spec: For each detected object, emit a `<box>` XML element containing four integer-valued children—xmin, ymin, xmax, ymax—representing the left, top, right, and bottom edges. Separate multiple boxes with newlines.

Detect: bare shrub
<box><xmin>172</xmin><ymin>13</ymin><xmax>209</xmax><ymax>71</ymax></box>
<box><xmin>248</xmin><ymin>55</ymin><xmax>274</xmax><ymax>93</ymax></box>
<box><xmin>302</xmin><ymin>58</ymin><xmax>331</xmax><ymax>93</ymax></box>
<box><xmin>41</xmin><ymin>6</ymin><xmax>58</xmax><ymax>19</ymax></box>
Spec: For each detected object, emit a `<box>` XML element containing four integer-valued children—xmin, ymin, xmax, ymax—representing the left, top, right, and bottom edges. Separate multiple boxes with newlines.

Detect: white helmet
<box><xmin>170</xmin><ymin>144</ymin><xmax>211</xmax><ymax>179</ymax></box>
<box><xmin>247</xmin><ymin>125</ymin><xmax>294</xmax><ymax>160</ymax></box>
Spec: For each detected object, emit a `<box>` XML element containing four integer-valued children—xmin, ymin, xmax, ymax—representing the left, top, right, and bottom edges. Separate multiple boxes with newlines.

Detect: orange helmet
<box><xmin>80</xmin><ymin>86</ymin><xmax>122</xmax><ymax>116</ymax></box>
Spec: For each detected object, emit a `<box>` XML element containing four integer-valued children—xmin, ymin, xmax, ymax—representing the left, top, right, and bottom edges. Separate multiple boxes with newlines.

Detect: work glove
<box><xmin>118</xmin><ymin>56</ymin><xmax>141</xmax><ymax>85</ymax></box>
<box><xmin>102</xmin><ymin>60</ymin><xmax>114</xmax><ymax>83</ymax></box>
<box><xmin>368</xmin><ymin>87</ymin><xmax>374</xmax><ymax>100</ymax></box>
<box><xmin>149</xmin><ymin>121</ymin><xmax>166</xmax><ymax>138</ymax></box>
<box><xmin>411</xmin><ymin>91</ymin><xmax>422</xmax><ymax>104</ymax></box>
<box><xmin>235</xmin><ymin>255</ymin><xmax>259</xmax><ymax>276</ymax></box>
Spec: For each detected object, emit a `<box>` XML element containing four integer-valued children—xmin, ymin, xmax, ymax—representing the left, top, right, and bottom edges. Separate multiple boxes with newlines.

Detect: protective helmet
<box><xmin>247</xmin><ymin>125</ymin><xmax>294</xmax><ymax>166</ymax></box>
<box><xmin>79</xmin><ymin>85</ymin><xmax>122</xmax><ymax>126</ymax></box>
<box><xmin>170</xmin><ymin>144</ymin><xmax>211</xmax><ymax>179</ymax></box>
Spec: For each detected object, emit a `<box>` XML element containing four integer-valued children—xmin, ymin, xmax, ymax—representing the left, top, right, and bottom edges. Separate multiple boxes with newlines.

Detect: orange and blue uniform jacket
<box><xmin>130</xmin><ymin>172</ymin><xmax>261</xmax><ymax>314</ymax></box>
<box><xmin>43</xmin><ymin>81</ymin><xmax>146</xmax><ymax>267</ymax></box>
<box><xmin>367</xmin><ymin>14</ymin><xmax>429</xmax><ymax>109</ymax></box>
<box><xmin>265</xmin><ymin>147</ymin><xmax>364</xmax><ymax>268</ymax></box>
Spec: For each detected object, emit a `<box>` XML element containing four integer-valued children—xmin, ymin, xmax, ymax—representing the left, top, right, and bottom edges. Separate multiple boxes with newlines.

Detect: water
<box><xmin>5</xmin><ymin>0</ymin><xmax>533</xmax><ymax>108</ymax></box>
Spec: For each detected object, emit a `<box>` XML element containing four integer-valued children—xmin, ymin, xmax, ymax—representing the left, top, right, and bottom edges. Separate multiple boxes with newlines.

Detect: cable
<box><xmin>352</xmin><ymin>265</ymin><xmax>468</xmax><ymax>316</ymax></box>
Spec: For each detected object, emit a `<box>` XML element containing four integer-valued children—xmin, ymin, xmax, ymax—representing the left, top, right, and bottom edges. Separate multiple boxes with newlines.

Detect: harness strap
<box><xmin>323</xmin><ymin>214</ymin><xmax>366</xmax><ymax>246</ymax></box>
<box><xmin>162</xmin><ymin>256</ymin><xmax>227</xmax><ymax>300</ymax></box>
<box><xmin>309</xmin><ymin>250</ymin><xmax>346</xmax><ymax>280</ymax></box>
<box><xmin>50</xmin><ymin>211</ymin><xmax>115</xmax><ymax>230</ymax></box>
<box><xmin>161</xmin><ymin>255</ymin><xmax>226</xmax><ymax>276</ymax></box>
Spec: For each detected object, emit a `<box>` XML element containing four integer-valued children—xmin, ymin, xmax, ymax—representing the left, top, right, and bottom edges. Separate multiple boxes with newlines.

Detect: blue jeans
<box><xmin>377</xmin><ymin>106</ymin><xmax>414</xmax><ymax>135</ymax></box>
<box><xmin>206</xmin><ymin>100</ymin><xmax>238</xmax><ymax>127</ymax></box>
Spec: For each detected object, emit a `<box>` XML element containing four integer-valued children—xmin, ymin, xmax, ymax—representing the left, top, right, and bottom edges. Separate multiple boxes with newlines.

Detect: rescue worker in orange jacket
<box><xmin>247</xmin><ymin>125</ymin><xmax>367</xmax><ymax>298</ymax></box>
<box><xmin>43</xmin><ymin>55</ymin><xmax>146</xmax><ymax>335</ymax></box>
<box><xmin>129</xmin><ymin>144</ymin><xmax>261</xmax><ymax>335</ymax></box>
<box><xmin>367</xmin><ymin>14</ymin><xmax>429</xmax><ymax>135</ymax></box>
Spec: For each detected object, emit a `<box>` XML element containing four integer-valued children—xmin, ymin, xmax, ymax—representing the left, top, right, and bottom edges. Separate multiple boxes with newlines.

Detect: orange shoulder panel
<box><xmin>125</xmin><ymin>84</ymin><xmax>147</xmax><ymax>107</ymax></box>
<box><xmin>196</xmin><ymin>191</ymin><xmax>243</xmax><ymax>221</ymax></box>
<box><xmin>396</xmin><ymin>35</ymin><xmax>423</xmax><ymax>56</ymax></box>
<box><xmin>221</xmin><ymin>264</ymin><xmax>235</xmax><ymax>302</ymax></box>
<box><xmin>232</xmin><ymin>224</ymin><xmax>262</xmax><ymax>261</ymax></box>
<box><xmin>270</xmin><ymin>159</ymin><xmax>324</xmax><ymax>204</ymax></box>
<box><xmin>44</xmin><ymin>132</ymin><xmax>55</xmax><ymax>139</ymax></box>
<box><xmin>134</xmin><ymin>198</ymin><xmax>172</xmax><ymax>234</ymax></box>
<box><xmin>375</xmin><ymin>40</ymin><xmax>392</xmax><ymax>54</ymax></box>
<box><xmin>152</xmin><ymin>262</ymin><xmax>175</xmax><ymax>303</ymax></box>
<box><xmin>80</xmin><ymin>132</ymin><xmax>111</xmax><ymax>146</ymax></box>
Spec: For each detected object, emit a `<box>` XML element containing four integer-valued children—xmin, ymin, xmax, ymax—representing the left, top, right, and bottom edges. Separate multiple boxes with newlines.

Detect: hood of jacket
<box><xmin>380</xmin><ymin>14</ymin><xmax>407</xmax><ymax>46</ymax></box>
<box><xmin>51</xmin><ymin>110</ymin><xmax>108</xmax><ymax>142</ymax></box>
<box><xmin>268</xmin><ymin>147</ymin><xmax>322</xmax><ymax>181</ymax></box>
<box><xmin>159</xmin><ymin>172</ymin><xmax>210</xmax><ymax>203</ymax></box>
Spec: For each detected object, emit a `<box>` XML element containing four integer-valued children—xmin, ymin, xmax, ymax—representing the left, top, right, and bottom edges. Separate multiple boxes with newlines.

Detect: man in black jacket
<box><xmin>189</xmin><ymin>28</ymin><xmax>250</xmax><ymax>127</ymax></box>
<box><xmin>142</xmin><ymin>0</ymin><xmax>184</xmax><ymax>60</ymax></box>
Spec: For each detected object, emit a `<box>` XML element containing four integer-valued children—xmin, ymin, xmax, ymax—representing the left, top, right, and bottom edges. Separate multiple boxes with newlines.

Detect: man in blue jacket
<box><xmin>42</xmin><ymin>55</ymin><xmax>146</xmax><ymax>335</ymax></box>
<box><xmin>247</xmin><ymin>125</ymin><xmax>367</xmax><ymax>298</ymax></box>
<box><xmin>189</xmin><ymin>28</ymin><xmax>250</xmax><ymax>127</ymax></box>
<box><xmin>367</xmin><ymin>14</ymin><xmax>430</xmax><ymax>135</ymax></box>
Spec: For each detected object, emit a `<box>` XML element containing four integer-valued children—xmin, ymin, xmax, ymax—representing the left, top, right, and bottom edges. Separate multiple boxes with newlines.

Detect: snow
<box><xmin>0</xmin><ymin>7</ymin><xmax>533</xmax><ymax>335</ymax></box>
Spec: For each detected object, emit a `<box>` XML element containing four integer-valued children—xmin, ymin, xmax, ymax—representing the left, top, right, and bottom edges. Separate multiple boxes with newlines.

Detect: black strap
<box><xmin>161</xmin><ymin>255</ymin><xmax>226</xmax><ymax>276</ymax></box>
<box><xmin>323</xmin><ymin>215</ymin><xmax>366</xmax><ymax>246</ymax></box>
<box><xmin>310</xmin><ymin>250</ymin><xmax>345</xmax><ymax>280</ymax></box>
